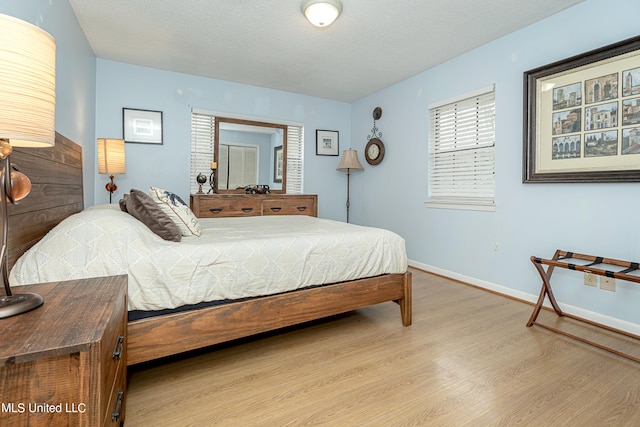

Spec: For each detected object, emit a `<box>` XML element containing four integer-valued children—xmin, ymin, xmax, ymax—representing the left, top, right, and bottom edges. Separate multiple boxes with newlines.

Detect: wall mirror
<box><xmin>215</xmin><ymin>117</ymin><xmax>287</xmax><ymax>193</ymax></box>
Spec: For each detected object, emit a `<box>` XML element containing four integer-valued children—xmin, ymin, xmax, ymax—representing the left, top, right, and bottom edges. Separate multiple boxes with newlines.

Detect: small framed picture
<box><xmin>123</xmin><ymin>108</ymin><xmax>163</xmax><ymax>144</ymax></box>
<box><xmin>316</xmin><ymin>130</ymin><xmax>339</xmax><ymax>156</ymax></box>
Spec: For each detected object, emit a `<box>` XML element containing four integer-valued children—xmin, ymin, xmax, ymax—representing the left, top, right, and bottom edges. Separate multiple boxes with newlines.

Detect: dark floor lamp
<box><xmin>0</xmin><ymin>13</ymin><xmax>57</xmax><ymax>318</ymax></box>
<box><xmin>336</xmin><ymin>149</ymin><xmax>364</xmax><ymax>223</ymax></box>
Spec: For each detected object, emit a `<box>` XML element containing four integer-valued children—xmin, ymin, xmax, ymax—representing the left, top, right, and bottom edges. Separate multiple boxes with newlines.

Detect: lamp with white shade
<box><xmin>0</xmin><ymin>13</ymin><xmax>56</xmax><ymax>318</ymax></box>
<box><xmin>336</xmin><ymin>149</ymin><xmax>364</xmax><ymax>223</ymax></box>
<box><xmin>97</xmin><ymin>138</ymin><xmax>126</xmax><ymax>203</ymax></box>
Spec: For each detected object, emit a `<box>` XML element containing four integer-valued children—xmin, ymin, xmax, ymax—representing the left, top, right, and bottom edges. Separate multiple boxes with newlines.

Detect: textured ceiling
<box><xmin>69</xmin><ymin>0</ymin><xmax>584</xmax><ymax>102</ymax></box>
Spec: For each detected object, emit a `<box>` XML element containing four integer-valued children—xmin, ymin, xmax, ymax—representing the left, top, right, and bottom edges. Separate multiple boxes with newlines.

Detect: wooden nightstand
<box><xmin>0</xmin><ymin>275</ymin><xmax>128</xmax><ymax>427</ymax></box>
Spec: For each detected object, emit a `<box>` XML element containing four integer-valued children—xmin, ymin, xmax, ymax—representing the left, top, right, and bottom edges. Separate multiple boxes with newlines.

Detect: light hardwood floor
<box><xmin>126</xmin><ymin>268</ymin><xmax>640</xmax><ymax>426</ymax></box>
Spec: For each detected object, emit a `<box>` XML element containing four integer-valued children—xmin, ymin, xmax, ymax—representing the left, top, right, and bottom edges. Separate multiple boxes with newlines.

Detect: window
<box><xmin>427</xmin><ymin>85</ymin><xmax>495</xmax><ymax>211</ymax></box>
<box><xmin>190</xmin><ymin>109</ymin><xmax>304</xmax><ymax>194</ymax></box>
<box><xmin>191</xmin><ymin>112</ymin><xmax>216</xmax><ymax>194</ymax></box>
<box><xmin>285</xmin><ymin>125</ymin><xmax>304</xmax><ymax>194</ymax></box>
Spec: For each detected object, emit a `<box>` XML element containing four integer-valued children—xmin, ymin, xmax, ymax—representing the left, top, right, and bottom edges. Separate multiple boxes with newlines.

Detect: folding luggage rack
<box><xmin>528</xmin><ymin>249</ymin><xmax>640</xmax><ymax>363</ymax></box>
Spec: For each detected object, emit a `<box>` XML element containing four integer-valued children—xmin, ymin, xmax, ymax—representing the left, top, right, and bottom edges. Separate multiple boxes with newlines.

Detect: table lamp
<box><xmin>97</xmin><ymin>138</ymin><xmax>126</xmax><ymax>203</ymax></box>
<box><xmin>0</xmin><ymin>13</ymin><xmax>56</xmax><ymax>318</ymax></box>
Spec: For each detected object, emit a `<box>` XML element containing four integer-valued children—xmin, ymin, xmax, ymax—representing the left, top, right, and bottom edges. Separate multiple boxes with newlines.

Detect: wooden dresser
<box><xmin>0</xmin><ymin>275</ymin><xmax>128</xmax><ymax>427</ymax></box>
<box><xmin>190</xmin><ymin>194</ymin><xmax>317</xmax><ymax>218</ymax></box>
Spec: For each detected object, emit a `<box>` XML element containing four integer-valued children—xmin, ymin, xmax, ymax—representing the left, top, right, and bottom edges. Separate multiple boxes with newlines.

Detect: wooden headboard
<box><xmin>6</xmin><ymin>132</ymin><xmax>83</xmax><ymax>271</ymax></box>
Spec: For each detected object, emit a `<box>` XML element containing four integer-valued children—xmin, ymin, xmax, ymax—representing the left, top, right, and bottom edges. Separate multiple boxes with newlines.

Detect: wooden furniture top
<box><xmin>0</xmin><ymin>275</ymin><xmax>128</xmax><ymax>366</ymax></box>
<box><xmin>532</xmin><ymin>250</ymin><xmax>640</xmax><ymax>283</ymax></box>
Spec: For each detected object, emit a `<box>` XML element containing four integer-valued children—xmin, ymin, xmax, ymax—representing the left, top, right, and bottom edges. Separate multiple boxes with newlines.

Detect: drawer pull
<box><xmin>209</xmin><ymin>207</ymin><xmax>223</xmax><ymax>213</ymax></box>
<box><xmin>112</xmin><ymin>390</ymin><xmax>124</xmax><ymax>421</ymax></box>
<box><xmin>270</xmin><ymin>207</ymin><xmax>282</xmax><ymax>212</ymax></box>
<box><xmin>112</xmin><ymin>335</ymin><xmax>124</xmax><ymax>360</ymax></box>
<box><xmin>241</xmin><ymin>207</ymin><xmax>253</xmax><ymax>213</ymax></box>
<box><xmin>296</xmin><ymin>206</ymin><xmax>308</xmax><ymax>211</ymax></box>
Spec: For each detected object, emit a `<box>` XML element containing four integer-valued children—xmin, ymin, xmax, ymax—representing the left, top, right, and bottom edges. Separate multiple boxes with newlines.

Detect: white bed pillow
<box><xmin>148</xmin><ymin>187</ymin><xmax>201</xmax><ymax>237</ymax></box>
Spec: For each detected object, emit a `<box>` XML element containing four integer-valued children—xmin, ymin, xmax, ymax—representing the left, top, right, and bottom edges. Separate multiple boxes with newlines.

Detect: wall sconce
<box><xmin>336</xmin><ymin>149</ymin><xmax>363</xmax><ymax>223</ymax></box>
<box><xmin>302</xmin><ymin>0</ymin><xmax>343</xmax><ymax>27</ymax></box>
<box><xmin>97</xmin><ymin>138</ymin><xmax>126</xmax><ymax>203</ymax></box>
<box><xmin>0</xmin><ymin>13</ymin><xmax>56</xmax><ymax>318</ymax></box>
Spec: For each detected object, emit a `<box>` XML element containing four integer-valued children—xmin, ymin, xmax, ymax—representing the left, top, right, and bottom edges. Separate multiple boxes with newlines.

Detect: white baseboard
<box><xmin>408</xmin><ymin>259</ymin><xmax>640</xmax><ymax>336</ymax></box>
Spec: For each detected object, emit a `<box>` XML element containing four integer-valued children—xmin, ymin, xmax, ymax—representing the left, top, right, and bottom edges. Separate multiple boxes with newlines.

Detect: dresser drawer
<box><xmin>262</xmin><ymin>197</ymin><xmax>316</xmax><ymax>216</ymax></box>
<box><xmin>100</xmin><ymin>291</ymin><xmax>127</xmax><ymax>425</ymax></box>
<box><xmin>196</xmin><ymin>197</ymin><xmax>261</xmax><ymax>217</ymax></box>
<box><xmin>103</xmin><ymin>365</ymin><xmax>126</xmax><ymax>427</ymax></box>
<box><xmin>190</xmin><ymin>194</ymin><xmax>317</xmax><ymax>218</ymax></box>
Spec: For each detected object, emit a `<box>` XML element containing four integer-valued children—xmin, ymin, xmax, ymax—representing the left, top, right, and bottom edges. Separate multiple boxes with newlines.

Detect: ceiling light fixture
<box><xmin>302</xmin><ymin>0</ymin><xmax>343</xmax><ymax>28</ymax></box>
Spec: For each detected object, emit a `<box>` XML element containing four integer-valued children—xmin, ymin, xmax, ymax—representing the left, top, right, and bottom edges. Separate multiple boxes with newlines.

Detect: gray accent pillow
<box><xmin>125</xmin><ymin>189</ymin><xmax>182</xmax><ymax>242</ymax></box>
<box><xmin>119</xmin><ymin>193</ymin><xmax>129</xmax><ymax>212</ymax></box>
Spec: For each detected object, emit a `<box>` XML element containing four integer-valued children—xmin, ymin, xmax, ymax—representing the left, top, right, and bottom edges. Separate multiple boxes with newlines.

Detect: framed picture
<box><xmin>274</xmin><ymin>146</ymin><xmax>283</xmax><ymax>183</ymax></box>
<box><xmin>123</xmin><ymin>108</ymin><xmax>163</xmax><ymax>144</ymax></box>
<box><xmin>316</xmin><ymin>130</ymin><xmax>339</xmax><ymax>156</ymax></box>
<box><xmin>523</xmin><ymin>35</ymin><xmax>640</xmax><ymax>182</ymax></box>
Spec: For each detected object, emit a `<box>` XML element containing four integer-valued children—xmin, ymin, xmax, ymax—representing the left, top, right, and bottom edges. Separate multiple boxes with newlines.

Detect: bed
<box><xmin>7</xmin><ymin>133</ymin><xmax>412</xmax><ymax>366</ymax></box>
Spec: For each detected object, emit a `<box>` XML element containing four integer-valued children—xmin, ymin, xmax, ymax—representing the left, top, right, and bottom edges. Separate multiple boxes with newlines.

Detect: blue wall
<box><xmin>5</xmin><ymin>0</ymin><xmax>639</xmax><ymax>331</ymax></box>
<box><xmin>0</xmin><ymin>0</ymin><xmax>97</xmax><ymax>206</ymax></box>
<box><xmin>95</xmin><ymin>60</ymin><xmax>351</xmax><ymax>219</ymax></box>
<box><xmin>350</xmin><ymin>0</ymin><xmax>640</xmax><ymax>330</ymax></box>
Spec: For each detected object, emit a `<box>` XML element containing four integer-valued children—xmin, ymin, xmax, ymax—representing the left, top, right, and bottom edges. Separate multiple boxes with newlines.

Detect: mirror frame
<box><xmin>215</xmin><ymin>117</ymin><xmax>288</xmax><ymax>193</ymax></box>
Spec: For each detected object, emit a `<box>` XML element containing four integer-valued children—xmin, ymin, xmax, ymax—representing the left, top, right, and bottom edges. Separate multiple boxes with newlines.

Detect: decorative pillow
<box><xmin>125</xmin><ymin>189</ymin><xmax>182</xmax><ymax>242</ymax></box>
<box><xmin>119</xmin><ymin>194</ymin><xmax>129</xmax><ymax>212</ymax></box>
<box><xmin>148</xmin><ymin>187</ymin><xmax>201</xmax><ymax>237</ymax></box>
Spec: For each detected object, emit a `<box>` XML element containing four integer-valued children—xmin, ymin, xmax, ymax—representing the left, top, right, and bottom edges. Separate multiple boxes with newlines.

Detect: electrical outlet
<box><xmin>601</xmin><ymin>277</ymin><xmax>616</xmax><ymax>292</ymax></box>
<box><xmin>584</xmin><ymin>272</ymin><xmax>597</xmax><ymax>287</ymax></box>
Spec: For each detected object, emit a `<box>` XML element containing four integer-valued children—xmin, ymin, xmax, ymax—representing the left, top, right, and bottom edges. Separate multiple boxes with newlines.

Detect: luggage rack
<box><xmin>528</xmin><ymin>249</ymin><xmax>640</xmax><ymax>363</ymax></box>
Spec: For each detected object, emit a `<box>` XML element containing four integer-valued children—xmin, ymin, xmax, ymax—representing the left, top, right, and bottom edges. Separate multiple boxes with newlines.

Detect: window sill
<box><xmin>424</xmin><ymin>200</ymin><xmax>496</xmax><ymax>212</ymax></box>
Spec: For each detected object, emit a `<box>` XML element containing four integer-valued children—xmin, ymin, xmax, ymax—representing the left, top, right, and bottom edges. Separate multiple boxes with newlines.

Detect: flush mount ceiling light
<box><xmin>302</xmin><ymin>0</ymin><xmax>343</xmax><ymax>27</ymax></box>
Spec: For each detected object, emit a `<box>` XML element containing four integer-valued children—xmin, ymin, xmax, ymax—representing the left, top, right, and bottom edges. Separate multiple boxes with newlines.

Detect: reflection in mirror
<box><xmin>215</xmin><ymin>119</ymin><xmax>286</xmax><ymax>193</ymax></box>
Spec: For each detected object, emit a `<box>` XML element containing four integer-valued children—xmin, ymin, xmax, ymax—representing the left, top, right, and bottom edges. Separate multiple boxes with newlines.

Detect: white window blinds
<box><xmin>190</xmin><ymin>110</ymin><xmax>304</xmax><ymax>194</ymax></box>
<box><xmin>286</xmin><ymin>125</ymin><xmax>304</xmax><ymax>194</ymax></box>
<box><xmin>427</xmin><ymin>85</ymin><xmax>496</xmax><ymax>210</ymax></box>
<box><xmin>191</xmin><ymin>112</ymin><xmax>215</xmax><ymax>194</ymax></box>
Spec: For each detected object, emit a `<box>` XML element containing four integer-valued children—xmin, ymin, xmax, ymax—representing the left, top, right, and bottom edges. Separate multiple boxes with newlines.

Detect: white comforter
<box><xmin>10</xmin><ymin>205</ymin><xmax>407</xmax><ymax>311</ymax></box>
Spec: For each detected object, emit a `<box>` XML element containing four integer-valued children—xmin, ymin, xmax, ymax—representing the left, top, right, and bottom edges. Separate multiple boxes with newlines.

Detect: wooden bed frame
<box><xmin>8</xmin><ymin>134</ymin><xmax>412</xmax><ymax>366</ymax></box>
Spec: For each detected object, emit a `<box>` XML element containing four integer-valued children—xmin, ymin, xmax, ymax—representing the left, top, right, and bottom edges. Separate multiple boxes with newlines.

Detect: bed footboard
<box><xmin>395</xmin><ymin>270</ymin><xmax>412</xmax><ymax>326</ymax></box>
<box><xmin>127</xmin><ymin>271</ymin><xmax>412</xmax><ymax>365</ymax></box>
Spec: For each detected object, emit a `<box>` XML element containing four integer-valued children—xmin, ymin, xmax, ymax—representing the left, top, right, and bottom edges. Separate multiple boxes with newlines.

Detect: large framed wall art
<box><xmin>523</xmin><ymin>35</ymin><xmax>640</xmax><ymax>182</ymax></box>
